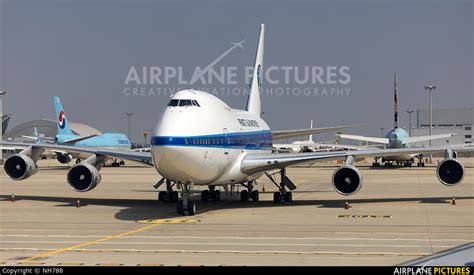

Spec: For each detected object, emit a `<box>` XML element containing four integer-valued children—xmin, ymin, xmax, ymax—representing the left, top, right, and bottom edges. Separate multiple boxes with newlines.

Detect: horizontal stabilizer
<box><xmin>402</xmin><ymin>133</ymin><xmax>456</xmax><ymax>144</ymax></box>
<box><xmin>337</xmin><ymin>134</ymin><xmax>389</xmax><ymax>145</ymax></box>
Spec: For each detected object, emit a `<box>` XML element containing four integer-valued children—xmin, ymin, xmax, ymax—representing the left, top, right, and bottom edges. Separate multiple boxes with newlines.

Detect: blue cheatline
<box><xmin>151</xmin><ymin>130</ymin><xmax>273</xmax><ymax>150</ymax></box>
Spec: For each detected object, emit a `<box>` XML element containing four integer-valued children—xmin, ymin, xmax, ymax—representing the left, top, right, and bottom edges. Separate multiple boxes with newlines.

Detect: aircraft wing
<box><xmin>241</xmin><ymin>144</ymin><xmax>474</xmax><ymax>175</ymax></box>
<box><xmin>337</xmin><ymin>134</ymin><xmax>389</xmax><ymax>145</ymax></box>
<box><xmin>272</xmin><ymin>125</ymin><xmax>361</xmax><ymax>140</ymax></box>
<box><xmin>402</xmin><ymin>133</ymin><xmax>456</xmax><ymax>145</ymax></box>
<box><xmin>0</xmin><ymin>142</ymin><xmax>153</xmax><ymax>166</ymax></box>
<box><xmin>273</xmin><ymin>142</ymin><xmax>367</xmax><ymax>151</ymax></box>
<box><xmin>62</xmin><ymin>134</ymin><xmax>98</xmax><ymax>144</ymax></box>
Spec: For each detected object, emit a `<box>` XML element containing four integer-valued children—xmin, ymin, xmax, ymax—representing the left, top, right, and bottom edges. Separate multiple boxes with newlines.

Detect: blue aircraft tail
<box><xmin>53</xmin><ymin>96</ymin><xmax>74</xmax><ymax>136</ymax></box>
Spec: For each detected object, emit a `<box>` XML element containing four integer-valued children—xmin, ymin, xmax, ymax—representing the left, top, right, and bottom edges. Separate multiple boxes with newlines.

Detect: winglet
<box><xmin>246</xmin><ymin>24</ymin><xmax>264</xmax><ymax>117</ymax></box>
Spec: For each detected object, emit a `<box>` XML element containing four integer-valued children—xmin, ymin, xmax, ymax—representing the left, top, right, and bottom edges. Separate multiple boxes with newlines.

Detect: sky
<box><xmin>1</xmin><ymin>0</ymin><xmax>472</xmax><ymax>143</ymax></box>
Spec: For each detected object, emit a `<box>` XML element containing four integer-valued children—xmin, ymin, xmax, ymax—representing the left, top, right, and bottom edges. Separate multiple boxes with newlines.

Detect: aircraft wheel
<box><xmin>273</xmin><ymin>192</ymin><xmax>281</xmax><ymax>204</ymax></box>
<box><xmin>240</xmin><ymin>190</ymin><xmax>249</xmax><ymax>202</ymax></box>
<box><xmin>201</xmin><ymin>190</ymin><xmax>211</xmax><ymax>202</ymax></box>
<box><xmin>284</xmin><ymin>192</ymin><xmax>293</xmax><ymax>203</ymax></box>
<box><xmin>250</xmin><ymin>190</ymin><xmax>259</xmax><ymax>202</ymax></box>
<box><xmin>177</xmin><ymin>201</ymin><xmax>184</xmax><ymax>215</ymax></box>
<box><xmin>211</xmin><ymin>190</ymin><xmax>221</xmax><ymax>202</ymax></box>
<box><xmin>158</xmin><ymin>191</ymin><xmax>166</xmax><ymax>202</ymax></box>
<box><xmin>187</xmin><ymin>201</ymin><xmax>196</xmax><ymax>216</ymax></box>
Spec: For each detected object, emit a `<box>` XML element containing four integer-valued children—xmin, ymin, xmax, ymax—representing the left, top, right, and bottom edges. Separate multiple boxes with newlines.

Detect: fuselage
<box><xmin>383</xmin><ymin>127</ymin><xmax>413</xmax><ymax>161</ymax></box>
<box><xmin>56</xmin><ymin>133</ymin><xmax>131</xmax><ymax>149</ymax></box>
<box><xmin>151</xmin><ymin>90</ymin><xmax>272</xmax><ymax>186</ymax></box>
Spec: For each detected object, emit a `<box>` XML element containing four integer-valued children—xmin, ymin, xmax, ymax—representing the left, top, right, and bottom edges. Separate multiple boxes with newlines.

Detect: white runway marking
<box><xmin>0</xmin><ymin>240</ymin><xmax>457</xmax><ymax>248</ymax></box>
<box><xmin>0</xmin><ymin>235</ymin><xmax>471</xmax><ymax>242</ymax></box>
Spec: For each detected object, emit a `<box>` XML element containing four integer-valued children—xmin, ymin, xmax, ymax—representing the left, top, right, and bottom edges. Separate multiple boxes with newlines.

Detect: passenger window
<box><xmin>167</xmin><ymin>99</ymin><xmax>179</xmax><ymax>107</ymax></box>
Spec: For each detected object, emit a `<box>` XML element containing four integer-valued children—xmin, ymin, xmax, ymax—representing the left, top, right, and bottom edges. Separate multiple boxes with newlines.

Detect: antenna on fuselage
<box><xmin>246</xmin><ymin>24</ymin><xmax>264</xmax><ymax>117</ymax></box>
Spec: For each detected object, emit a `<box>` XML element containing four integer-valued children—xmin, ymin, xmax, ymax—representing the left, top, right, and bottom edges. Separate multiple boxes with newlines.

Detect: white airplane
<box><xmin>2</xmin><ymin>25</ymin><xmax>472</xmax><ymax>216</ymax></box>
<box><xmin>337</xmin><ymin>74</ymin><xmax>455</xmax><ymax>167</ymax></box>
<box><xmin>273</xmin><ymin>120</ymin><xmax>372</xmax><ymax>153</ymax></box>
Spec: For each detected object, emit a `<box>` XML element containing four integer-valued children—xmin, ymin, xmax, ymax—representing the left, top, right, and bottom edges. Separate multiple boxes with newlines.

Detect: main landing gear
<box><xmin>416</xmin><ymin>155</ymin><xmax>426</xmax><ymax>167</ymax></box>
<box><xmin>201</xmin><ymin>186</ymin><xmax>221</xmax><ymax>202</ymax></box>
<box><xmin>265</xmin><ymin>168</ymin><xmax>295</xmax><ymax>204</ymax></box>
<box><xmin>158</xmin><ymin>180</ymin><xmax>179</xmax><ymax>203</ymax></box>
<box><xmin>240</xmin><ymin>181</ymin><xmax>259</xmax><ymax>202</ymax></box>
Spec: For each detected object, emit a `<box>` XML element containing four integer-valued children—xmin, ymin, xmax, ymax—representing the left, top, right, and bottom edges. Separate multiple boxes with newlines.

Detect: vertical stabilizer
<box><xmin>246</xmin><ymin>24</ymin><xmax>265</xmax><ymax>117</ymax></box>
<box><xmin>309</xmin><ymin>120</ymin><xmax>314</xmax><ymax>141</ymax></box>
<box><xmin>53</xmin><ymin>96</ymin><xmax>74</xmax><ymax>136</ymax></box>
<box><xmin>393</xmin><ymin>74</ymin><xmax>399</xmax><ymax>129</ymax></box>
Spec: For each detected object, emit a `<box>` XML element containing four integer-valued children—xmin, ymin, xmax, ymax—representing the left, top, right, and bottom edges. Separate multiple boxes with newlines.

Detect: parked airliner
<box><xmin>2</xmin><ymin>25</ymin><xmax>472</xmax><ymax>216</ymax></box>
<box><xmin>338</xmin><ymin>74</ymin><xmax>455</xmax><ymax>167</ymax></box>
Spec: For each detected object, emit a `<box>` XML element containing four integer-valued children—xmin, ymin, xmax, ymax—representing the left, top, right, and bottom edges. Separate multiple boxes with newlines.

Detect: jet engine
<box><xmin>332</xmin><ymin>165</ymin><xmax>363</xmax><ymax>195</ymax></box>
<box><xmin>4</xmin><ymin>154</ymin><xmax>38</xmax><ymax>180</ymax></box>
<box><xmin>57</xmin><ymin>153</ymin><xmax>73</xmax><ymax>164</ymax></box>
<box><xmin>437</xmin><ymin>158</ymin><xmax>464</xmax><ymax>186</ymax></box>
<box><xmin>67</xmin><ymin>163</ymin><xmax>102</xmax><ymax>192</ymax></box>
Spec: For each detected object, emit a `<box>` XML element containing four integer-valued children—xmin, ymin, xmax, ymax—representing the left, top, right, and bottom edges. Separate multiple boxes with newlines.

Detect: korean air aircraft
<box><xmin>337</xmin><ymin>74</ymin><xmax>455</xmax><ymax>167</ymax></box>
<box><xmin>2</xmin><ymin>25</ymin><xmax>472</xmax><ymax>216</ymax></box>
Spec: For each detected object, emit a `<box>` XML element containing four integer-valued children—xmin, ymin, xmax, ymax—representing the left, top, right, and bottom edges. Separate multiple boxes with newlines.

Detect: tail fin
<box><xmin>309</xmin><ymin>120</ymin><xmax>314</xmax><ymax>141</ymax></box>
<box><xmin>393</xmin><ymin>74</ymin><xmax>399</xmax><ymax>129</ymax></box>
<box><xmin>33</xmin><ymin>127</ymin><xmax>41</xmax><ymax>144</ymax></box>
<box><xmin>246</xmin><ymin>24</ymin><xmax>264</xmax><ymax>117</ymax></box>
<box><xmin>53</xmin><ymin>96</ymin><xmax>73</xmax><ymax>136</ymax></box>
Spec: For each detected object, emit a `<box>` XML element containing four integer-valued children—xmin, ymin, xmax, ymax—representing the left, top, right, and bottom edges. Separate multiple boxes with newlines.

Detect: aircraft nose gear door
<box><xmin>223</xmin><ymin>128</ymin><xmax>229</xmax><ymax>155</ymax></box>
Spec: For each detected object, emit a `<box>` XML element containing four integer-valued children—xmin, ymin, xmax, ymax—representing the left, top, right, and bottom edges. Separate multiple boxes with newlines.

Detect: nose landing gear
<box><xmin>176</xmin><ymin>182</ymin><xmax>195</xmax><ymax>216</ymax></box>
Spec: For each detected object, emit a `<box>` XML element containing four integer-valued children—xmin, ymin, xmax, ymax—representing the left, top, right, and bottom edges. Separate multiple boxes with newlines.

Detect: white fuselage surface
<box><xmin>152</xmin><ymin>90</ymin><xmax>272</xmax><ymax>186</ymax></box>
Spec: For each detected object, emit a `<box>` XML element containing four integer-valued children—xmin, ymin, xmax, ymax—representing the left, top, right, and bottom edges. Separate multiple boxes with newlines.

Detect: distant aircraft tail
<box><xmin>53</xmin><ymin>96</ymin><xmax>74</xmax><ymax>136</ymax></box>
<box><xmin>246</xmin><ymin>24</ymin><xmax>264</xmax><ymax>117</ymax></box>
<box><xmin>393</xmin><ymin>74</ymin><xmax>399</xmax><ymax>129</ymax></box>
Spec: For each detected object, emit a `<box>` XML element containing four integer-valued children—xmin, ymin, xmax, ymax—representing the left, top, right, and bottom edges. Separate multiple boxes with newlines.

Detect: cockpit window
<box><xmin>167</xmin><ymin>99</ymin><xmax>200</xmax><ymax>107</ymax></box>
<box><xmin>179</xmin><ymin>99</ymin><xmax>192</xmax><ymax>107</ymax></box>
<box><xmin>167</xmin><ymin>99</ymin><xmax>179</xmax><ymax>107</ymax></box>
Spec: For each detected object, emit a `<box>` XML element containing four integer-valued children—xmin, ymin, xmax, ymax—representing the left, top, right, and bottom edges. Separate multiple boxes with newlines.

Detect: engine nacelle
<box><xmin>332</xmin><ymin>165</ymin><xmax>363</xmax><ymax>196</ymax></box>
<box><xmin>4</xmin><ymin>154</ymin><xmax>38</xmax><ymax>180</ymax></box>
<box><xmin>437</xmin><ymin>158</ymin><xmax>464</xmax><ymax>186</ymax></box>
<box><xmin>57</xmin><ymin>153</ymin><xmax>73</xmax><ymax>164</ymax></box>
<box><xmin>67</xmin><ymin>163</ymin><xmax>102</xmax><ymax>192</ymax></box>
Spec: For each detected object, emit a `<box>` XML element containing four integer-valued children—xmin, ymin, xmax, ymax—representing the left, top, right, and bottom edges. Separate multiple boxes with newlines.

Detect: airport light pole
<box><xmin>126</xmin><ymin>112</ymin><xmax>134</xmax><ymax>143</ymax></box>
<box><xmin>424</xmin><ymin>85</ymin><xmax>437</xmax><ymax>143</ymax></box>
<box><xmin>0</xmin><ymin>90</ymin><xmax>6</xmax><ymax>165</ymax></box>
<box><xmin>424</xmin><ymin>85</ymin><xmax>436</xmax><ymax>163</ymax></box>
<box><xmin>380</xmin><ymin>127</ymin><xmax>385</xmax><ymax>138</ymax></box>
<box><xmin>406</xmin><ymin>110</ymin><xmax>414</xmax><ymax>136</ymax></box>
<box><xmin>148</xmin><ymin>129</ymin><xmax>153</xmax><ymax>146</ymax></box>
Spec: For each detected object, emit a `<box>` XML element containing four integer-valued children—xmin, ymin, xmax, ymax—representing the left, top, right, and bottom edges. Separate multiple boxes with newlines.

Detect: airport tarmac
<box><xmin>0</xmin><ymin>158</ymin><xmax>473</xmax><ymax>266</ymax></box>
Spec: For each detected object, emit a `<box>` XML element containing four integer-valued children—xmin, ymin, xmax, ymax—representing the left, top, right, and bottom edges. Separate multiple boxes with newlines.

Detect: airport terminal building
<box><xmin>411</xmin><ymin>108</ymin><xmax>473</xmax><ymax>146</ymax></box>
